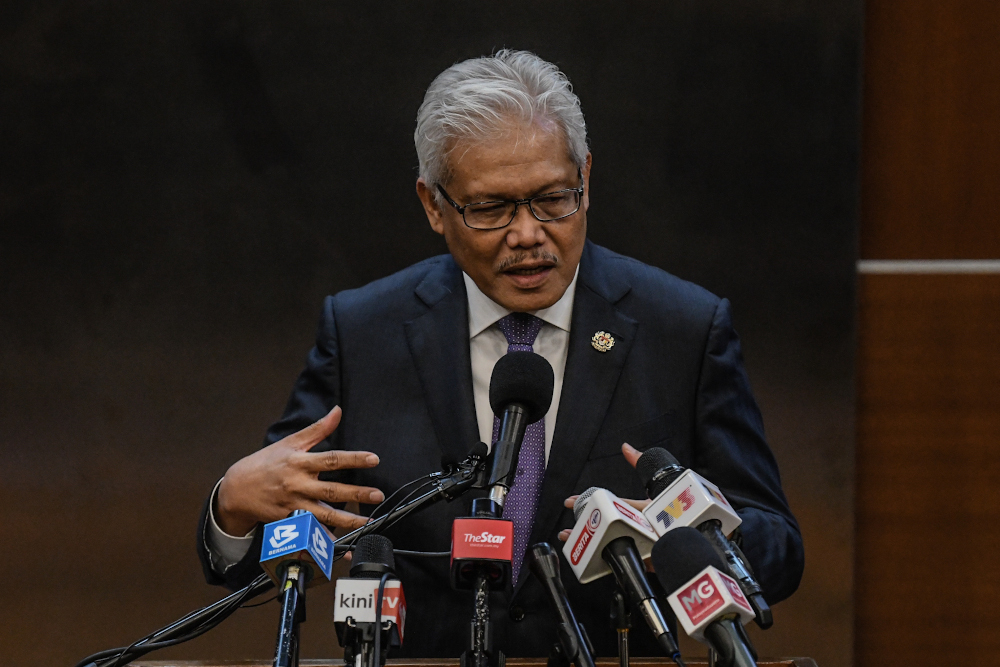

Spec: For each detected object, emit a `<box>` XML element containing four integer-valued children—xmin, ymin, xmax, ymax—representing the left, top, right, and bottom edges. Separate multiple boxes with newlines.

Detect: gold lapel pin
<box><xmin>591</xmin><ymin>330</ymin><xmax>615</xmax><ymax>352</ymax></box>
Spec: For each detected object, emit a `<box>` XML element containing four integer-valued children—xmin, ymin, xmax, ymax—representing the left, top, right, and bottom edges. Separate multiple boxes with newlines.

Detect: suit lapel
<box><xmin>518</xmin><ymin>243</ymin><xmax>638</xmax><ymax>593</ymax></box>
<box><xmin>404</xmin><ymin>260</ymin><xmax>481</xmax><ymax>466</ymax></box>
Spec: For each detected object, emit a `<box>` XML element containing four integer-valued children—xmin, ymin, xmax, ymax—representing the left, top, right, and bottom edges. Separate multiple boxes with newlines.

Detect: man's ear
<box><xmin>581</xmin><ymin>152</ymin><xmax>593</xmax><ymax>214</ymax></box>
<box><xmin>416</xmin><ymin>178</ymin><xmax>446</xmax><ymax>236</ymax></box>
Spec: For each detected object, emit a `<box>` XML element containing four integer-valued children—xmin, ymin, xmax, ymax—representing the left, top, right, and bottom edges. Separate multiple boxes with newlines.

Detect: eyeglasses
<box><xmin>436</xmin><ymin>172</ymin><xmax>585</xmax><ymax>230</ymax></box>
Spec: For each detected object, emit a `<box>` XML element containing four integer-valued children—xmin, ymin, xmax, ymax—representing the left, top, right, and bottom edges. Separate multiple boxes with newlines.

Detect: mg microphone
<box><xmin>485</xmin><ymin>351</ymin><xmax>554</xmax><ymax>510</ymax></box>
<box><xmin>527</xmin><ymin>543</ymin><xmax>596</xmax><ymax>667</ymax></box>
<box><xmin>335</xmin><ymin>535</ymin><xmax>405</xmax><ymax>667</ymax></box>
<box><xmin>563</xmin><ymin>487</ymin><xmax>681</xmax><ymax>663</ymax></box>
<box><xmin>636</xmin><ymin>448</ymin><xmax>772</xmax><ymax>629</ymax></box>
<box><xmin>652</xmin><ymin>528</ymin><xmax>757</xmax><ymax>667</ymax></box>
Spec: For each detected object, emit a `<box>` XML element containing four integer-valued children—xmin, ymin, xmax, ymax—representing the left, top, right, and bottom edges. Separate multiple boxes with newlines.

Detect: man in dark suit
<box><xmin>197</xmin><ymin>50</ymin><xmax>803</xmax><ymax>658</ymax></box>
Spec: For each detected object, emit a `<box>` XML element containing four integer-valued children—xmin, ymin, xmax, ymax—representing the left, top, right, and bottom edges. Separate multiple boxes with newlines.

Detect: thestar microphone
<box><xmin>636</xmin><ymin>448</ymin><xmax>772</xmax><ymax>629</ymax></box>
<box><xmin>652</xmin><ymin>528</ymin><xmax>758</xmax><ymax>667</ymax></box>
<box><xmin>485</xmin><ymin>351</ymin><xmax>554</xmax><ymax>511</ymax></box>
<box><xmin>562</xmin><ymin>487</ymin><xmax>682</xmax><ymax>664</ymax></box>
<box><xmin>527</xmin><ymin>543</ymin><xmax>596</xmax><ymax>667</ymax></box>
<box><xmin>334</xmin><ymin>535</ymin><xmax>406</xmax><ymax>667</ymax></box>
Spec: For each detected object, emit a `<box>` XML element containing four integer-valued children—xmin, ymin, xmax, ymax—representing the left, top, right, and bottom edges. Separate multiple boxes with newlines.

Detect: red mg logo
<box><xmin>678</xmin><ymin>573</ymin><xmax>724</xmax><ymax>625</ymax></box>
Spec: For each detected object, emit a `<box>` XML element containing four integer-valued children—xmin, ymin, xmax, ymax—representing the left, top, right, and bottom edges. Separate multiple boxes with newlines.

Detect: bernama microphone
<box><xmin>485</xmin><ymin>351</ymin><xmax>554</xmax><ymax>511</ymax></box>
<box><xmin>527</xmin><ymin>543</ymin><xmax>596</xmax><ymax>667</ymax></box>
<box><xmin>260</xmin><ymin>510</ymin><xmax>336</xmax><ymax>667</ymax></box>
<box><xmin>562</xmin><ymin>487</ymin><xmax>682</xmax><ymax>664</ymax></box>
<box><xmin>636</xmin><ymin>447</ymin><xmax>773</xmax><ymax>629</ymax></box>
<box><xmin>652</xmin><ymin>528</ymin><xmax>758</xmax><ymax>667</ymax></box>
<box><xmin>334</xmin><ymin>535</ymin><xmax>406</xmax><ymax>667</ymax></box>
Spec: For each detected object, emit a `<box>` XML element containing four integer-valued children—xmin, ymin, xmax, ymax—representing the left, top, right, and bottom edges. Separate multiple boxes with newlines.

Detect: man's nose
<box><xmin>505</xmin><ymin>203</ymin><xmax>545</xmax><ymax>248</ymax></box>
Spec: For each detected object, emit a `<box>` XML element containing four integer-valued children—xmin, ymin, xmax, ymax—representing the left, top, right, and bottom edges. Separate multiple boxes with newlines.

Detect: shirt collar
<box><xmin>463</xmin><ymin>266</ymin><xmax>579</xmax><ymax>339</ymax></box>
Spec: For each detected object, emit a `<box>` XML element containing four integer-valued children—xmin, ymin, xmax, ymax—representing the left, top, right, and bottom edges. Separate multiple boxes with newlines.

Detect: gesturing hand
<box><xmin>557</xmin><ymin>442</ymin><xmax>651</xmax><ymax>543</ymax></box>
<box><xmin>215</xmin><ymin>406</ymin><xmax>384</xmax><ymax>537</ymax></box>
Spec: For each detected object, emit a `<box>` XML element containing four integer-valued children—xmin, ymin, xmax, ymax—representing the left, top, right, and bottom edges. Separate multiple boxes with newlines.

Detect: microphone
<box><xmin>636</xmin><ymin>448</ymin><xmax>772</xmax><ymax>629</ymax></box>
<box><xmin>652</xmin><ymin>528</ymin><xmax>758</xmax><ymax>667</ymax></box>
<box><xmin>562</xmin><ymin>487</ymin><xmax>681</xmax><ymax>662</ymax></box>
<box><xmin>260</xmin><ymin>510</ymin><xmax>336</xmax><ymax>667</ymax></box>
<box><xmin>334</xmin><ymin>535</ymin><xmax>406</xmax><ymax>667</ymax></box>
<box><xmin>527</xmin><ymin>543</ymin><xmax>596</xmax><ymax>667</ymax></box>
<box><xmin>485</xmin><ymin>351</ymin><xmax>554</xmax><ymax>510</ymax></box>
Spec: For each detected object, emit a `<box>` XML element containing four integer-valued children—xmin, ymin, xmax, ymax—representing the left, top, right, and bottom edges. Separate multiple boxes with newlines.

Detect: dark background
<box><xmin>0</xmin><ymin>2</ymin><xmax>860</xmax><ymax>666</ymax></box>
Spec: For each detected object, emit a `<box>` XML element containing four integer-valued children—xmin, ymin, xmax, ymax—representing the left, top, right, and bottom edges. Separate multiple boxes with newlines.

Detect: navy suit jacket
<box><xmin>197</xmin><ymin>240</ymin><xmax>803</xmax><ymax>658</ymax></box>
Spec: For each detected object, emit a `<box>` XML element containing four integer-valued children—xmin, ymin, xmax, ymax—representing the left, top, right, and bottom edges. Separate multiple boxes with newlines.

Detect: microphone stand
<box><xmin>273</xmin><ymin>561</ymin><xmax>307</xmax><ymax>667</ymax></box>
<box><xmin>458</xmin><ymin>498</ymin><xmax>507</xmax><ymax>667</ymax></box>
<box><xmin>611</xmin><ymin>589</ymin><xmax>631</xmax><ymax>667</ymax></box>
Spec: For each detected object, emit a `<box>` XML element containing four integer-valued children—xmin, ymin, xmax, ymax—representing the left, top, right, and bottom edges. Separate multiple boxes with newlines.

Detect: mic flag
<box><xmin>561</xmin><ymin>487</ymin><xmax>658</xmax><ymax>584</ymax></box>
<box><xmin>641</xmin><ymin>468</ymin><xmax>742</xmax><ymax>538</ymax></box>
<box><xmin>260</xmin><ymin>511</ymin><xmax>334</xmax><ymax>586</ymax></box>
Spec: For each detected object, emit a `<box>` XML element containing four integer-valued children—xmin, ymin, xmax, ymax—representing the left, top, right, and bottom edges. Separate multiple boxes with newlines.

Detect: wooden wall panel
<box><xmin>855</xmin><ymin>274</ymin><xmax>1000</xmax><ymax>665</ymax></box>
<box><xmin>861</xmin><ymin>1</ymin><xmax>1000</xmax><ymax>259</ymax></box>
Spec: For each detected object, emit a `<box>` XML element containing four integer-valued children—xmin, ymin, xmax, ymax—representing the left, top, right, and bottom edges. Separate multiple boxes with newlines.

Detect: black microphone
<box><xmin>571</xmin><ymin>490</ymin><xmax>682</xmax><ymax>664</ymax></box>
<box><xmin>636</xmin><ymin>448</ymin><xmax>773</xmax><ymax>629</ymax></box>
<box><xmin>652</xmin><ymin>528</ymin><xmax>758</xmax><ymax>667</ymax></box>
<box><xmin>485</xmin><ymin>351</ymin><xmax>554</xmax><ymax>511</ymax></box>
<box><xmin>527</xmin><ymin>543</ymin><xmax>596</xmax><ymax>667</ymax></box>
<box><xmin>334</xmin><ymin>535</ymin><xmax>405</xmax><ymax>667</ymax></box>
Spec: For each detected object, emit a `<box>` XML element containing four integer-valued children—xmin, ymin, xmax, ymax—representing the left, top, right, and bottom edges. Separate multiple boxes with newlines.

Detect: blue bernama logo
<box><xmin>261</xmin><ymin>513</ymin><xmax>333</xmax><ymax>580</ymax></box>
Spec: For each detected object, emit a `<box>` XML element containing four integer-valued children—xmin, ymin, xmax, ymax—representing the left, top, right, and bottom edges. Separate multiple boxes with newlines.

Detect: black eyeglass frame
<box><xmin>435</xmin><ymin>170</ymin><xmax>585</xmax><ymax>230</ymax></box>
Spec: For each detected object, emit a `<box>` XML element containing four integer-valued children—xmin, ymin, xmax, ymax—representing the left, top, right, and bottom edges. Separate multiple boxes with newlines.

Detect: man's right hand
<box><xmin>215</xmin><ymin>406</ymin><xmax>384</xmax><ymax>537</ymax></box>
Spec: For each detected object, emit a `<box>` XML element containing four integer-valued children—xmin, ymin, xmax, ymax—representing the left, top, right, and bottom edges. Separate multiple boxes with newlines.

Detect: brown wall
<box><xmin>856</xmin><ymin>1</ymin><xmax>1000</xmax><ymax>665</ymax></box>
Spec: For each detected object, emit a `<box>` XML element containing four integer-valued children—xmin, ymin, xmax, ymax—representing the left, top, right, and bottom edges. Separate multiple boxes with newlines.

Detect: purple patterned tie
<box><xmin>493</xmin><ymin>312</ymin><xmax>546</xmax><ymax>585</ymax></box>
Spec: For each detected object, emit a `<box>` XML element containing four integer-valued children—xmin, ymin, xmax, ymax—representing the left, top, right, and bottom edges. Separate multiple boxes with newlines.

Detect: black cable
<box><xmin>393</xmin><ymin>549</ymin><xmax>450</xmax><ymax>557</ymax></box>
<box><xmin>373</xmin><ymin>572</ymin><xmax>391</xmax><ymax>667</ymax></box>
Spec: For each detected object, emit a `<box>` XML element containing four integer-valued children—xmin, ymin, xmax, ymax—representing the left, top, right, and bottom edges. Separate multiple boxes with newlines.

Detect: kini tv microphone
<box><xmin>636</xmin><ymin>448</ymin><xmax>772</xmax><ymax>629</ymax></box>
<box><xmin>562</xmin><ymin>487</ymin><xmax>681</xmax><ymax>663</ymax></box>
<box><xmin>652</xmin><ymin>528</ymin><xmax>757</xmax><ymax>667</ymax></box>
<box><xmin>335</xmin><ymin>535</ymin><xmax>406</xmax><ymax>667</ymax></box>
<box><xmin>527</xmin><ymin>543</ymin><xmax>596</xmax><ymax>667</ymax></box>
<box><xmin>485</xmin><ymin>351</ymin><xmax>554</xmax><ymax>512</ymax></box>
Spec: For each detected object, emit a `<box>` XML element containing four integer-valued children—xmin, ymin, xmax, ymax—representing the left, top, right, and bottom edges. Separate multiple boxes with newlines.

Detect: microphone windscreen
<box><xmin>636</xmin><ymin>447</ymin><xmax>678</xmax><ymax>484</ymax></box>
<box><xmin>469</xmin><ymin>441</ymin><xmax>488</xmax><ymax>459</ymax></box>
<box><xmin>488</xmin><ymin>351</ymin><xmax>554</xmax><ymax>424</ymax></box>
<box><xmin>572</xmin><ymin>486</ymin><xmax>601</xmax><ymax>521</ymax></box>
<box><xmin>350</xmin><ymin>534</ymin><xmax>395</xmax><ymax>579</ymax></box>
<box><xmin>650</xmin><ymin>527</ymin><xmax>725</xmax><ymax>593</ymax></box>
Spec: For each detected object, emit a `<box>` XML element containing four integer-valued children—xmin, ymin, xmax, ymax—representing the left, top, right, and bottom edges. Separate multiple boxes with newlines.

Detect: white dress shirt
<box><xmin>205</xmin><ymin>268</ymin><xmax>578</xmax><ymax>572</ymax></box>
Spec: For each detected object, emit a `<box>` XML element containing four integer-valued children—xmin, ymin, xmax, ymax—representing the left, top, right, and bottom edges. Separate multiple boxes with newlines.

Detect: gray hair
<box><xmin>414</xmin><ymin>49</ymin><xmax>589</xmax><ymax>187</ymax></box>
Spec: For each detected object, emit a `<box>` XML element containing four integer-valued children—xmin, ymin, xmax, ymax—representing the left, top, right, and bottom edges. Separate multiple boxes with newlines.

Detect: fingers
<box><xmin>301</xmin><ymin>448</ymin><xmax>380</xmax><ymax>473</ymax></box>
<box><xmin>563</xmin><ymin>495</ymin><xmax>579</xmax><ymax>509</ymax></box>
<box><xmin>558</xmin><ymin>529</ymin><xmax>571</xmax><ymax>542</ymax></box>
<box><xmin>286</xmin><ymin>406</ymin><xmax>344</xmax><ymax>451</ymax></box>
<box><xmin>620</xmin><ymin>497</ymin><xmax>651</xmax><ymax>511</ymax></box>
<box><xmin>621</xmin><ymin>442</ymin><xmax>642</xmax><ymax>468</ymax></box>
<box><xmin>303</xmin><ymin>479</ymin><xmax>385</xmax><ymax>506</ymax></box>
<box><xmin>302</xmin><ymin>500</ymin><xmax>371</xmax><ymax>531</ymax></box>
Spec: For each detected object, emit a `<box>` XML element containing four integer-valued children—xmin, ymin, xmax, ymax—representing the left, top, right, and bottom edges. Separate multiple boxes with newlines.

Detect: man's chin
<box><xmin>492</xmin><ymin>279</ymin><xmax>565</xmax><ymax>312</ymax></box>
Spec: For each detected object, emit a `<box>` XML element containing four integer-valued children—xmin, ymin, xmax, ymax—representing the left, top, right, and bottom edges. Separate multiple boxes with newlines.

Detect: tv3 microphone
<box><xmin>260</xmin><ymin>510</ymin><xmax>334</xmax><ymax>586</ymax></box>
<box><xmin>636</xmin><ymin>447</ymin><xmax>773</xmax><ymax>629</ymax></box>
<box><xmin>335</xmin><ymin>535</ymin><xmax>406</xmax><ymax>667</ymax></box>
<box><xmin>485</xmin><ymin>351</ymin><xmax>554</xmax><ymax>510</ymax></box>
<box><xmin>652</xmin><ymin>527</ymin><xmax>758</xmax><ymax>667</ymax></box>
<box><xmin>562</xmin><ymin>487</ymin><xmax>682</xmax><ymax>663</ymax></box>
<box><xmin>527</xmin><ymin>543</ymin><xmax>596</xmax><ymax>667</ymax></box>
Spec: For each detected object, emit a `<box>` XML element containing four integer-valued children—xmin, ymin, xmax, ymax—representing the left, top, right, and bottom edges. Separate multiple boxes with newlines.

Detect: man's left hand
<box><xmin>557</xmin><ymin>442</ymin><xmax>650</xmax><ymax>542</ymax></box>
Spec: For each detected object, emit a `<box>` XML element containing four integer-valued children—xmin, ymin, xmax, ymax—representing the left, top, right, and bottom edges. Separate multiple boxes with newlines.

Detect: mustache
<box><xmin>496</xmin><ymin>250</ymin><xmax>559</xmax><ymax>273</ymax></box>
